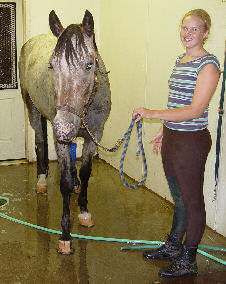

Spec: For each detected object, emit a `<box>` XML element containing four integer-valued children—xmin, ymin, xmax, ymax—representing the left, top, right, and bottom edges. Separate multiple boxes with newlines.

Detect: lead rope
<box><xmin>82</xmin><ymin>117</ymin><xmax>147</xmax><ymax>189</ymax></box>
<box><xmin>119</xmin><ymin>118</ymin><xmax>147</xmax><ymax>189</ymax></box>
<box><xmin>214</xmin><ymin>46</ymin><xmax>226</xmax><ymax>200</ymax></box>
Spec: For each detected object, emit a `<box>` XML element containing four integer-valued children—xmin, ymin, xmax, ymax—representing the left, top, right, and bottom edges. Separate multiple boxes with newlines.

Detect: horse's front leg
<box><xmin>78</xmin><ymin>139</ymin><xmax>96</xmax><ymax>227</ymax></box>
<box><xmin>55</xmin><ymin>141</ymin><xmax>74</xmax><ymax>255</ymax></box>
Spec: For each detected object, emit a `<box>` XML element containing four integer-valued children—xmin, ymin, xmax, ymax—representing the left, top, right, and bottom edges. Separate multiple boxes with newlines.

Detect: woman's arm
<box><xmin>133</xmin><ymin>64</ymin><xmax>220</xmax><ymax>122</ymax></box>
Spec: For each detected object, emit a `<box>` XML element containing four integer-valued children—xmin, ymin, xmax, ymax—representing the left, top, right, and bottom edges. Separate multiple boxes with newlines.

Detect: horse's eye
<box><xmin>86</xmin><ymin>62</ymin><xmax>93</xmax><ymax>70</ymax></box>
<box><xmin>48</xmin><ymin>62</ymin><xmax>53</xmax><ymax>69</ymax></box>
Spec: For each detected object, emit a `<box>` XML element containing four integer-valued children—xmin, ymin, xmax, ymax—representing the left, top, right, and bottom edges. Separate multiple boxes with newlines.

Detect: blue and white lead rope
<box><xmin>82</xmin><ymin>116</ymin><xmax>148</xmax><ymax>189</ymax></box>
<box><xmin>118</xmin><ymin>118</ymin><xmax>147</xmax><ymax>189</ymax></box>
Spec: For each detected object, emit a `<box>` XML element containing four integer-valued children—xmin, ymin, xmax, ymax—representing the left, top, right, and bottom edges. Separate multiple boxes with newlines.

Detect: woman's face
<box><xmin>180</xmin><ymin>15</ymin><xmax>209</xmax><ymax>49</ymax></box>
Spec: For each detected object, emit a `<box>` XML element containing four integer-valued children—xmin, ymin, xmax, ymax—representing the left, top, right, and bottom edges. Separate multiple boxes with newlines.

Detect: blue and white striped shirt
<box><xmin>164</xmin><ymin>54</ymin><xmax>220</xmax><ymax>131</ymax></box>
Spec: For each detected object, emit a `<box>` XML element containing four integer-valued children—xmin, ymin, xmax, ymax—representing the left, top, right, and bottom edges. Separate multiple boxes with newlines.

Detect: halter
<box><xmin>56</xmin><ymin>56</ymin><xmax>109</xmax><ymax>121</ymax></box>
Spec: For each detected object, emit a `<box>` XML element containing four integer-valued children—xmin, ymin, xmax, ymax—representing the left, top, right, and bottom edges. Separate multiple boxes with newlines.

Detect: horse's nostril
<box><xmin>53</xmin><ymin>118</ymin><xmax>75</xmax><ymax>142</ymax></box>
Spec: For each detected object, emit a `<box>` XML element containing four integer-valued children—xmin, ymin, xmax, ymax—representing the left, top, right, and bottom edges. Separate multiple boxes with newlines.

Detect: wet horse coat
<box><xmin>19</xmin><ymin>10</ymin><xmax>111</xmax><ymax>253</ymax></box>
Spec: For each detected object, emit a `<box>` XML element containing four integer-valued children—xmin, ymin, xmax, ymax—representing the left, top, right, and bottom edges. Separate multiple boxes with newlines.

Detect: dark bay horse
<box><xmin>19</xmin><ymin>10</ymin><xmax>111</xmax><ymax>254</ymax></box>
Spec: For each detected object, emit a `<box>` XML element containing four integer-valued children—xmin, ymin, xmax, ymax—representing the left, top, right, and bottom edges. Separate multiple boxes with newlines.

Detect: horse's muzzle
<box><xmin>52</xmin><ymin>111</ymin><xmax>81</xmax><ymax>142</ymax></box>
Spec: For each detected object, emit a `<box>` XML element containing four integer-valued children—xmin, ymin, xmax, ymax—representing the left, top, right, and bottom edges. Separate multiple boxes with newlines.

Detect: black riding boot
<box><xmin>158</xmin><ymin>245</ymin><xmax>198</xmax><ymax>278</ymax></box>
<box><xmin>143</xmin><ymin>176</ymin><xmax>185</xmax><ymax>261</ymax></box>
<box><xmin>143</xmin><ymin>233</ymin><xmax>183</xmax><ymax>261</ymax></box>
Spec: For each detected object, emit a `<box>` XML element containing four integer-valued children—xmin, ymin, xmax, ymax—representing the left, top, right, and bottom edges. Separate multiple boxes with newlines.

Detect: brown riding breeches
<box><xmin>161</xmin><ymin>126</ymin><xmax>212</xmax><ymax>247</ymax></box>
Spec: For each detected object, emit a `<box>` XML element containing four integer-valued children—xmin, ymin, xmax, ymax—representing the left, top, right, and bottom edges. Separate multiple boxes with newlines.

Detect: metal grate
<box><xmin>0</xmin><ymin>2</ymin><xmax>17</xmax><ymax>90</ymax></box>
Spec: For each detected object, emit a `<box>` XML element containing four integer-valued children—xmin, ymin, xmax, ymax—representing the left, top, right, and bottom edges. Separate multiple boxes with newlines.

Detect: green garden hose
<box><xmin>0</xmin><ymin>195</ymin><xmax>225</xmax><ymax>266</ymax></box>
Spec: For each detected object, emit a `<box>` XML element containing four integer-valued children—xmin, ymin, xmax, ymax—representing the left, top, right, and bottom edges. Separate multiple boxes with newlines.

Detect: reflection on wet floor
<box><xmin>0</xmin><ymin>159</ymin><xmax>226</xmax><ymax>283</ymax></box>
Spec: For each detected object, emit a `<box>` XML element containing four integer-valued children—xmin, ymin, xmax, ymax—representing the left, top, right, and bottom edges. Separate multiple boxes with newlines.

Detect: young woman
<box><xmin>132</xmin><ymin>9</ymin><xmax>220</xmax><ymax>278</ymax></box>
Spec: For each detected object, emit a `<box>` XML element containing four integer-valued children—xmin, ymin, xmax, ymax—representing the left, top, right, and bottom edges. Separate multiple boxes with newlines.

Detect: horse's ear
<box><xmin>49</xmin><ymin>10</ymin><xmax>64</xmax><ymax>38</ymax></box>
<box><xmin>82</xmin><ymin>10</ymin><xmax>94</xmax><ymax>37</ymax></box>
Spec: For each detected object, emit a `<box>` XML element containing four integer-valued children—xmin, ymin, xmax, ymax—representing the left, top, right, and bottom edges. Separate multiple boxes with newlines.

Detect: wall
<box><xmin>99</xmin><ymin>0</ymin><xmax>226</xmax><ymax>236</ymax></box>
<box><xmin>23</xmin><ymin>0</ymin><xmax>99</xmax><ymax>161</ymax></box>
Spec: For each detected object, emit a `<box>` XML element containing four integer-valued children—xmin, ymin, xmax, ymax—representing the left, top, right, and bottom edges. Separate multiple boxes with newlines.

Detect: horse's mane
<box><xmin>54</xmin><ymin>24</ymin><xmax>89</xmax><ymax>66</ymax></box>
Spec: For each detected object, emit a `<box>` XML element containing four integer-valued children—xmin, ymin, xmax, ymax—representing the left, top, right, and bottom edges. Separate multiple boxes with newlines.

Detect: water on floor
<box><xmin>0</xmin><ymin>159</ymin><xmax>225</xmax><ymax>283</ymax></box>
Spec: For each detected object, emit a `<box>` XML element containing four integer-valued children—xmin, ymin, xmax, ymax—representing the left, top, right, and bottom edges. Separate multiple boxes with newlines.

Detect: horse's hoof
<box><xmin>74</xmin><ymin>184</ymin><xmax>81</xmax><ymax>194</ymax></box>
<box><xmin>78</xmin><ymin>212</ymin><xmax>94</xmax><ymax>227</ymax></box>
<box><xmin>36</xmin><ymin>174</ymin><xmax>47</xmax><ymax>193</ymax></box>
<box><xmin>57</xmin><ymin>240</ymin><xmax>74</xmax><ymax>255</ymax></box>
<box><xmin>36</xmin><ymin>184</ymin><xmax>47</xmax><ymax>193</ymax></box>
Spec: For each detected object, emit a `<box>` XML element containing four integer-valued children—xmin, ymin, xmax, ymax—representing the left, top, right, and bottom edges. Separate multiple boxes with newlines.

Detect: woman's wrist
<box><xmin>147</xmin><ymin>110</ymin><xmax>158</xmax><ymax>120</ymax></box>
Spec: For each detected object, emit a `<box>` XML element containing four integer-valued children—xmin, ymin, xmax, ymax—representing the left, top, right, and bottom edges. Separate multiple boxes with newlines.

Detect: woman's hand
<box><xmin>132</xmin><ymin>107</ymin><xmax>153</xmax><ymax>122</ymax></box>
<box><xmin>132</xmin><ymin>108</ymin><xmax>163</xmax><ymax>152</ymax></box>
<box><xmin>150</xmin><ymin>126</ymin><xmax>163</xmax><ymax>153</ymax></box>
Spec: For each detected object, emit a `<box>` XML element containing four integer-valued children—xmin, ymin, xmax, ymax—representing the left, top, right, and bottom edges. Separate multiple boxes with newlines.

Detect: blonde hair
<box><xmin>181</xmin><ymin>9</ymin><xmax>211</xmax><ymax>32</ymax></box>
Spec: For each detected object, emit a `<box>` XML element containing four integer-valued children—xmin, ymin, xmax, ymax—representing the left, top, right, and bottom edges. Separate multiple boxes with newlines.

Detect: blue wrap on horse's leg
<box><xmin>70</xmin><ymin>142</ymin><xmax>77</xmax><ymax>164</ymax></box>
<box><xmin>69</xmin><ymin>142</ymin><xmax>81</xmax><ymax>193</ymax></box>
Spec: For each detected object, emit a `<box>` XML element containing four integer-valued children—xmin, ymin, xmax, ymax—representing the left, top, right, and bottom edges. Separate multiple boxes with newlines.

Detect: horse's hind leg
<box><xmin>25</xmin><ymin>95</ymin><xmax>49</xmax><ymax>192</ymax></box>
<box><xmin>78</xmin><ymin>139</ymin><xmax>96</xmax><ymax>227</ymax></box>
<box><xmin>70</xmin><ymin>143</ymin><xmax>81</xmax><ymax>194</ymax></box>
<box><xmin>41</xmin><ymin>115</ymin><xmax>49</xmax><ymax>175</ymax></box>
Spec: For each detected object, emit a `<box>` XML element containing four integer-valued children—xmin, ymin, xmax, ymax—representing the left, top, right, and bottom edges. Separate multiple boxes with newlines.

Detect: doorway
<box><xmin>0</xmin><ymin>0</ymin><xmax>25</xmax><ymax>160</ymax></box>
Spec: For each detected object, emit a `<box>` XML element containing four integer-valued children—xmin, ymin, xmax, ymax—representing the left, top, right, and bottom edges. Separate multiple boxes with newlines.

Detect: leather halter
<box><xmin>56</xmin><ymin>57</ymin><xmax>99</xmax><ymax>119</ymax></box>
<box><xmin>56</xmin><ymin>55</ymin><xmax>110</xmax><ymax>132</ymax></box>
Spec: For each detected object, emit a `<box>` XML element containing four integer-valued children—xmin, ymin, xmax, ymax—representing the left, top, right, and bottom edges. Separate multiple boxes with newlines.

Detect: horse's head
<box><xmin>49</xmin><ymin>10</ymin><xmax>97</xmax><ymax>142</ymax></box>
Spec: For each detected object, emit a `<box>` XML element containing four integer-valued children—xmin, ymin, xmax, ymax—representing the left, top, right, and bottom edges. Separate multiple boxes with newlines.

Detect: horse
<box><xmin>19</xmin><ymin>10</ymin><xmax>111</xmax><ymax>254</ymax></box>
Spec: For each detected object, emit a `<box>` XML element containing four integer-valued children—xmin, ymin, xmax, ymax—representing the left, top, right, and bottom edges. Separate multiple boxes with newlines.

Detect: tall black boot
<box><xmin>143</xmin><ymin>176</ymin><xmax>185</xmax><ymax>262</ymax></box>
<box><xmin>143</xmin><ymin>233</ymin><xmax>183</xmax><ymax>261</ymax></box>
<box><xmin>158</xmin><ymin>245</ymin><xmax>198</xmax><ymax>278</ymax></box>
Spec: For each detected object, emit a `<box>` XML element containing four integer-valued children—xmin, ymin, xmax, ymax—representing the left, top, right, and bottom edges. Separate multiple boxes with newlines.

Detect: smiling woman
<box><xmin>132</xmin><ymin>8</ymin><xmax>221</xmax><ymax>279</ymax></box>
<box><xmin>180</xmin><ymin>10</ymin><xmax>210</xmax><ymax>58</ymax></box>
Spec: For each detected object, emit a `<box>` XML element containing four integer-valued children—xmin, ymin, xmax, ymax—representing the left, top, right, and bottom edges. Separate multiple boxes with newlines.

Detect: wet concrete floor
<box><xmin>0</xmin><ymin>158</ymin><xmax>226</xmax><ymax>284</ymax></box>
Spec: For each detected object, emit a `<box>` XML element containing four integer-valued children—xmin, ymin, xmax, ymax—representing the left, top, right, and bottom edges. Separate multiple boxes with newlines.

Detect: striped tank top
<box><xmin>164</xmin><ymin>54</ymin><xmax>220</xmax><ymax>131</ymax></box>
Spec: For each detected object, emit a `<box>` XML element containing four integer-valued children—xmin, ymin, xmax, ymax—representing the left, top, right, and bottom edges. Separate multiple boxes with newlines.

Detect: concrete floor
<box><xmin>0</xmin><ymin>158</ymin><xmax>226</xmax><ymax>284</ymax></box>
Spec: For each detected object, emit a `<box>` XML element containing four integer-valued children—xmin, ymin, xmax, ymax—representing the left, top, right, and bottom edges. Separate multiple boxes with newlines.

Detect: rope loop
<box><xmin>82</xmin><ymin>117</ymin><xmax>148</xmax><ymax>189</ymax></box>
<box><xmin>119</xmin><ymin>118</ymin><xmax>147</xmax><ymax>189</ymax></box>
